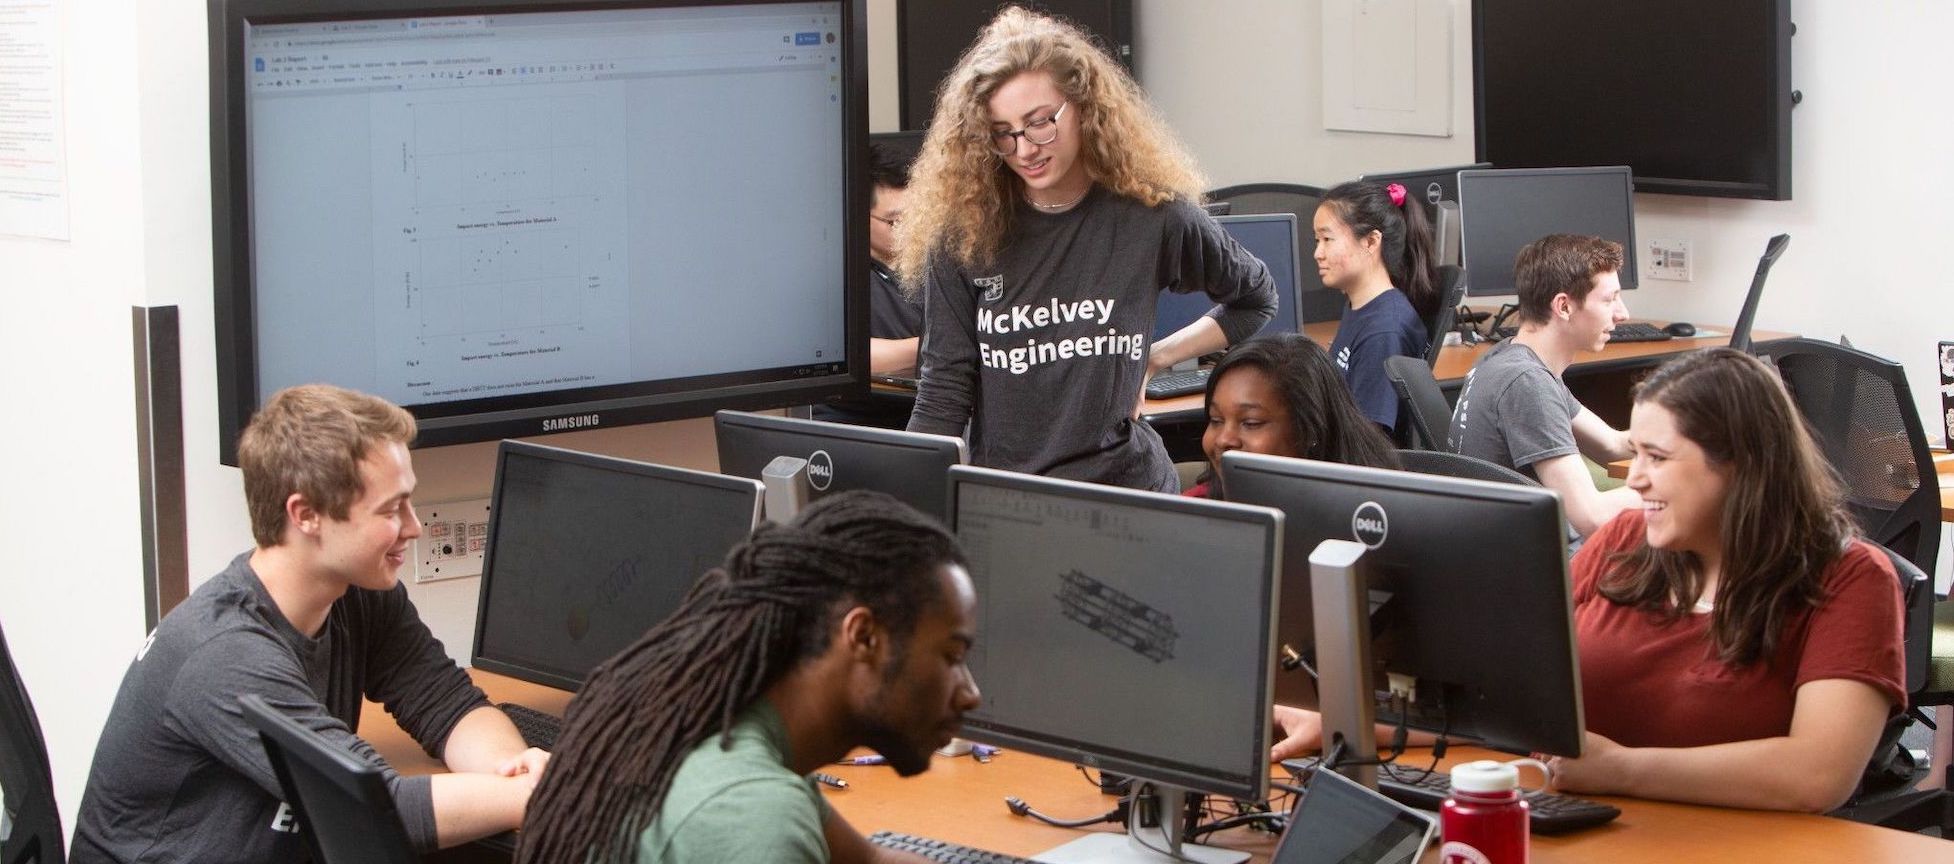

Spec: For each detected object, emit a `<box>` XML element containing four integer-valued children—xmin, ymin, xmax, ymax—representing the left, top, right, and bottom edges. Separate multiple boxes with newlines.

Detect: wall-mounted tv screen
<box><xmin>210</xmin><ymin>0</ymin><xmax>867</xmax><ymax>463</ymax></box>
<box><xmin>1473</xmin><ymin>0</ymin><xmax>1793</xmax><ymax>200</ymax></box>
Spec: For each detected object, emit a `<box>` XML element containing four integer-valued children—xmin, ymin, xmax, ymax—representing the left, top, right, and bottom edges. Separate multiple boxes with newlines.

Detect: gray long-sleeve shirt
<box><xmin>908</xmin><ymin>188</ymin><xmax>1276</xmax><ymax>491</ymax></box>
<box><xmin>71</xmin><ymin>552</ymin><xmax>489</xmax><ymax>863</ymax></box>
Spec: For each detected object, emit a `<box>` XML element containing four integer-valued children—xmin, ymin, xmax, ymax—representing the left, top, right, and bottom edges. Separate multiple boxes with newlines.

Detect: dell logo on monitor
<box><xmin>1351</xmin><ymin>501</ymin><xmax>1388</xmax><ymax>549</ymax></box>
<box><xmin>806</xmin><ymin>449</ymin><xmax>834</xmax><ymax>491</ymax></box>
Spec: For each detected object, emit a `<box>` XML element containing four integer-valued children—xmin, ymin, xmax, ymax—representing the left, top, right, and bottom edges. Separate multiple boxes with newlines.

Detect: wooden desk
<box><xmin>365</xmin><ymin>670</ymin><xmax>1953</xmax><ymax>863</ymax></box>
<box><xmin>1139</xmin><ymin>323</ymin><xmax>1795</xmax><ymax>427</ymax></box>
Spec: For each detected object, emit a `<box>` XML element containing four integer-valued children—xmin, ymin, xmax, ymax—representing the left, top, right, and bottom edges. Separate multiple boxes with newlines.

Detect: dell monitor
<box><xmin>1153</xmin><ymin>213</ymin><xmax>1304</xmax><ymax>342</ymax></box>
<box><xmin>714</xmin><ymin>410</ymin><xmax>966</xmax><ymax>523</ymax></box>
<box><xmin>1358</xmin><ymin>163</ymin><xmax>1491</xmax><ymax>215</ymax></box>
<box><xmin>472</xmin><ymin>441</ymin><xmax>763</xmax><ymax>691</ymax></box>
<box><xmin>1219</xmin><ymin>452</ymin><xmax>1584</xmax><ymax>766</ymax></box>
<box><xmin>949</xmin><ymin>465</ymin><xmax>1283</xmax><ymax>863</ymax></box>
<box><xmin>1456</xmin><ymin>166</ymin><xmax>1639</xmax><ymax>296</ymax></box>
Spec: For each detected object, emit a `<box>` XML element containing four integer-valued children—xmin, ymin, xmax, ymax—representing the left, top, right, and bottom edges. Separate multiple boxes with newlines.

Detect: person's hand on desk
<box><xmin>1543</xmin><ymin>731</ymin><xmax>1628</xmax><ymax>797</ymax></box>
<box><xmin>1271</xmin><ymin>704</ymin><xmax>1323</xmax><ymax>761</ymax></box>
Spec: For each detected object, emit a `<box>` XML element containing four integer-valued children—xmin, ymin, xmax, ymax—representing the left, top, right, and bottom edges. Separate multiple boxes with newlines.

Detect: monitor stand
<box><xmin>1032</xmin><ymin>784</ymin><xmax>1247</xmax><ymax>864</ymax></box>
<box><xmin>760</xmin><ymin>455</ymin><xmax>810</xmax><ymax>523</ymax></box>
<box><xmin>1309</xmin><ymin>539</ymin><xmax>1382</xmax><ymax>789</ymax></box>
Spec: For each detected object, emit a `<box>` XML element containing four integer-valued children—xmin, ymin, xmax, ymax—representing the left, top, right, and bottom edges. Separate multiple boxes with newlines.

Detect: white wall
<box><xmin>0</xmin><ymin>0</ymin><xmax>152</xmax><ymax>830</ymax></box>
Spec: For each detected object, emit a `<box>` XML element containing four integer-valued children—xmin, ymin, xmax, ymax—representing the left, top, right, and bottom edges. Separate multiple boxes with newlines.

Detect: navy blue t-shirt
<box><xmin>1328</xmin><ymin>289</ymin><xmax>1427</xmax><ymax>431</ymax></box>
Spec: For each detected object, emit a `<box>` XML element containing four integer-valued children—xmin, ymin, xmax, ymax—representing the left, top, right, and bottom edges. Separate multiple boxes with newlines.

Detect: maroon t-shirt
<box><xmin>1571</xmin><ymin>510</ymin><xmax>1906</xmax><ymax>749</ymax></box>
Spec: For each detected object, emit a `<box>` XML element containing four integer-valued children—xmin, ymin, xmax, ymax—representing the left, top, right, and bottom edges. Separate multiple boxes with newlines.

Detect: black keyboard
<box><xmin>868</xmin><ymin>831</ymin><xmax>1036</xmax><ymax>863</ymax></box>
<box><xmin>1282</xmin><ymin>757</ymin><xmax>1620</xmax><ymax>835</ymax></box>
<box><xmin>497</xmin><ymin>702</ymin><xmax>562</xmax><ymax>751</ymax></box>
<box><xmin>1492</xmin><ymin>321</ymin><xmax>1672</xmax><ymax>343</ymax></box>
<box><xmin>1145</xmin><ymin>368</ymin><xmax>1210</xmax><ymax>399</ymax></box>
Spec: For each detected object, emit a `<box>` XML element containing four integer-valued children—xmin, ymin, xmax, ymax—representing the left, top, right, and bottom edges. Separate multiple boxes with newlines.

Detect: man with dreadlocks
<box><xmin>517</xmin><ymin>491</ymin><xmax>981</xmax><ymax>863</ymax></box>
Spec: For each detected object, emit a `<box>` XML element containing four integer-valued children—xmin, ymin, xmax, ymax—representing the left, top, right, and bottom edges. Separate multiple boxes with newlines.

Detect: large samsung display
<box><xmin>210</xmin><ymin>0</ymin><xmax>867</xmax><ymax>462</ymax></box>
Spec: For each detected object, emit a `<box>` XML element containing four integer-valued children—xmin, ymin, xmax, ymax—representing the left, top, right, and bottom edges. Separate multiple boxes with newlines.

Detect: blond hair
<box><xmin>895</xmin><ymin>6</ymin><xmax>1207</xmax><ymax>285</ymax></box>
<box><xmin>238</xmin><ymin>384</ymin><xmax>416</xmax><ymax>546</ymax></box>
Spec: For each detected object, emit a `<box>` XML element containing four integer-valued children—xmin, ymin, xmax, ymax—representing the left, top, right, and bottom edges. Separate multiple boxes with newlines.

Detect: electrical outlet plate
<box><xmin>415</xmin><ymin>498</ymin><xmax>491</xmax><ymax>583</ymax></box>
<box><xmin>1645</xmin><ymin>238</ymin><xmax>1692</xmax><ymax>281</ymax></box>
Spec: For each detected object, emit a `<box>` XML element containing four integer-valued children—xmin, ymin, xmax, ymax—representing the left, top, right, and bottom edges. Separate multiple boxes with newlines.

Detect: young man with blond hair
<box><xmin>72</xmin><ymin>385</ymin><xmax>545</xmax><ymax>864</ymax></box>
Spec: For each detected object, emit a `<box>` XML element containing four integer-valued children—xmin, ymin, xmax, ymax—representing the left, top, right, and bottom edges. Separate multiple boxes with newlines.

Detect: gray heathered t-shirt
<box><xmin>1447</xmin><ymin>339</ymin><xmax>1581</xmax><ymax>479</ymax></box>
<box><xmin>70</xmin><ymin>552</ymin><xmax>488</xmax><ymax>864</ymax></box>
<box><xmin>908</xmin><ymin>186</ymin><xmax>1276</xmax><ymax>491</ymax></box>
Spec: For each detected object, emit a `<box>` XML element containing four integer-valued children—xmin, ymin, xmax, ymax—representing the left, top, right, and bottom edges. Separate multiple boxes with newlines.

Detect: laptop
<box><xmin>1272</xmin><ymin>767</ymin><xmax>1438</xmax><ymax>864</ymax></box>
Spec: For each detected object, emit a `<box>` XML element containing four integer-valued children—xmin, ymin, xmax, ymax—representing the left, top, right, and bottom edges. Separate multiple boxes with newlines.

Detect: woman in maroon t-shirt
<box><xmin>1549</xmin><ymin>347</ymin><xmax>1904</xmax><ymax>812</ymax></box>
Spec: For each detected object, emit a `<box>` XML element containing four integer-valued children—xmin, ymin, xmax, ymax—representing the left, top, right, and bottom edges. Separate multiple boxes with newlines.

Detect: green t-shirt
<box><xmin>633</xmin><ymin>701</ymin><xmax>831</xmax><ymax>863</ymax></box>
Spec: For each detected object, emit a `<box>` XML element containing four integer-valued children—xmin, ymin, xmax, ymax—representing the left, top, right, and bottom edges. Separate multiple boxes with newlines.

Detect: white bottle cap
<box><xmin>1450</xmin><ymin>759</ymin><xmax>1520</xmax><ymax>794</ymax></box>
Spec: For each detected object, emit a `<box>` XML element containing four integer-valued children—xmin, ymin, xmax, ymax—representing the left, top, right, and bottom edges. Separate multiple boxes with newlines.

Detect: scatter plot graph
<box><xmin>409</xmin><ymin>96</ymin><xmax>608</xmax><ymax>207</ymax></box>
<box><xmin>415</xmin><ymin>229</ymin><xmax>586</xmax><ymax>338</ymax></box>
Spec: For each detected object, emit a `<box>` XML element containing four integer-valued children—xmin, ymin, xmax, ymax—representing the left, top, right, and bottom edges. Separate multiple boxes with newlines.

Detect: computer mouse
<box><xmin>1662</xmin><ymin>321</ymin><xmax>1697</xmax><ymax>338</ymax></box>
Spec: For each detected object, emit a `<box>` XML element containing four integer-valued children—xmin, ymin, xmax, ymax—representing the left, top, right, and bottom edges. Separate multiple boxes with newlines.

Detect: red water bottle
<box><xmin>1439</xmin><ymin>759</ymin><xmax>1532</xmax><ymax>864</ymax></box>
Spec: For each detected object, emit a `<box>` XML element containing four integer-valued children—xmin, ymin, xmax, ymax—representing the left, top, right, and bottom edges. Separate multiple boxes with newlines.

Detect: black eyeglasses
<box><xmin>987</xmin><ymin>103</ymin><xmax>1067</xmax><ymax>155</ymax></box>
<box><xmin>870</xmin><ymin>213</ymin><xmax>902</xmax><ymax>228</ymax></box>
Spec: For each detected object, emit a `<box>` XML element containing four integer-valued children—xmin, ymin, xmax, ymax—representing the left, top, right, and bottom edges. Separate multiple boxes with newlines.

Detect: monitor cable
<box><xmin>1319</xmin><ymin>693</ymin><xmax>1414</xmax><ymax>770</ymax></box>
<box><xmin>1003</xmin><ymin>795</ymin><xmax>1126</xmax><ymax>829</ymax></box>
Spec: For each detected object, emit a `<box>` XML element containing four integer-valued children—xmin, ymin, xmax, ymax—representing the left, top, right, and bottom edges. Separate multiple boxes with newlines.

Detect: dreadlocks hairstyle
<box><xmin>895</xmin><ymin>5</ymin><xmax>1206</xmax><ymax>285</ymax></box>
<box><xmin>1598</xmin><ymin>348</ymin><xmax>1858</xmax><ymax>665</ymax></box>
<box><xmin>515</xmin><ymin>491</ymin><xmax>966</xmax><ymax>863</ymax></box>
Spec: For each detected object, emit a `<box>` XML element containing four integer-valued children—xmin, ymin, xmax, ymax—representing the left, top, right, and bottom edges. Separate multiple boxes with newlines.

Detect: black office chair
<box><xmin>1755</xmin><ymin>338</ymin><xmax>1940</xmax><ymax>576</ymax></box>
<box><xmin>1831</xmin><ymin>548</ymin><xmax>1951</xmax><ymax>835</ymax></box>
<box><xmin>1424</xmin><ymin>265</ymin><xmax>1468</xmax><ymax>368</ymax></box>
<box><xmin>238</xmin><ymin>695</ymin><xmax>422</xmax><ymax>864</ymax></box>
<box><xmin>0</xmin><ymin>619</ymin><xmax>62</xmax><ymax>864</ymax></box>
<box><xmin>1394</xmin><ymin>449</ymin><xmax>1540</xmax><ymax>488</ymax></box>
<box><xmin>1206</xmin><ymin>183</ymin><xmax>1341</xmax><ymax>324</ymax></box>
<box><xmin>1383</xmin><ymin>354</ymin><xmax>1455</xmax><ymax>451</ymax></box>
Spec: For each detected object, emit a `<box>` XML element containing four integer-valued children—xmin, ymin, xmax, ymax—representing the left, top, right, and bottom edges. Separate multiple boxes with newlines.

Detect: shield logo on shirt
<box><xmin>975</xmin><ymin>274</ymin><xmax>1004</xmax><ymax>304</ymax></box>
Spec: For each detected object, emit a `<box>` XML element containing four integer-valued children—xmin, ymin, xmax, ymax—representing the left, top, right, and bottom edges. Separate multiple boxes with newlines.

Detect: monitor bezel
<box><xmin>945</xmin><ymin>464</ymin><xmax>1283</xmax><ymax>802</ymax></box>
<box><xmin>1357</xmin><ymin>163</ymin><xmax>1494</xmax><ymax>210</ymax></box>
<box><xmin>713</xmin><ymin>409</ymin><xmax>967</xmax><ymax>519</ymax></box>
<box><xmin>470</xmin><ymin>439</ymin><xmax>763</xmax><ymax>691</ymax></box>
<box><xmin>1456</xmin><ymin>165</ymin><xmax>1639</xmax><ymax>297</ymax></box>
<box><xmin>209</xmin><ymin>0</ymin><xmax>871</xmax><ymax>464</ymax></box>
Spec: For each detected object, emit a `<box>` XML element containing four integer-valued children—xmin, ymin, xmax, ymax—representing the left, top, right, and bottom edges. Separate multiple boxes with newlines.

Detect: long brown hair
<box><xmin>895</xmin><ymin>6</ymin><xmax>1206</xmax><ymax>285</ymax></box>
<box><xmin>1598</xmin><ymin>348</ymin><xmax>1857</xmax><ymax>665</ymax></box>
<box><xmin>515</xmin><ymin>492</ymin><xmax>965</xmax><ymax>862</ymax></box>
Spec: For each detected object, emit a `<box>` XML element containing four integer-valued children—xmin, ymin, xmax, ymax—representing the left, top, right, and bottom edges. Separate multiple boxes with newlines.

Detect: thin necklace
<box><xmin>1026</xmin><ymin>186</ymin><xmax>1089</xmax><ymax>211</ymax></box>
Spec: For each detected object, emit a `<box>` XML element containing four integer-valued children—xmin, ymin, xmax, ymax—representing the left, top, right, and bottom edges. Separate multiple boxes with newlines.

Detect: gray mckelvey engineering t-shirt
<box><xmin>1447</xmin><ymin>339</ymin><xmax>1581</xmax><ymax>480</ymax></box>
<box><xmin>70</xmin><ymin>552</ymin><xmax>489</xmax><ymax>864</ymax></box>
<box><xmin>908</xmin><ymin>186</ymin><xmax>1276</xmax><ymax>491</ymax></box>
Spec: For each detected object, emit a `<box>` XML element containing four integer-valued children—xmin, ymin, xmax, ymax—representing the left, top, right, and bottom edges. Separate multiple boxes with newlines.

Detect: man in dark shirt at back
<box><xmin>820</xmin><ymin>141</ymin><xmax>926</xmax><ymax>428</ymax></box>
<box><xmin>72</xmin><ymin>384</ymin><xmax>547</xmax><ymax>863</ymax></box>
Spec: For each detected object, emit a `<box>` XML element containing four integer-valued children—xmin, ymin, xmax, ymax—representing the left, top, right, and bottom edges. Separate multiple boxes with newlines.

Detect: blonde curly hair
<box><xmin>895</xmin><ymin>6</ymin><xmax>1207</xmax><ymax>286</ymax></box>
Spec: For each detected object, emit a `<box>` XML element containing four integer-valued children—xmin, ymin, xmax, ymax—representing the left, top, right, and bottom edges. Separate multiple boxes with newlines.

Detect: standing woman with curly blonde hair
<box><xmin>899</xmin><ymin>6</ymin><xmax>1276</xmax><ymax>492</ymax></box>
